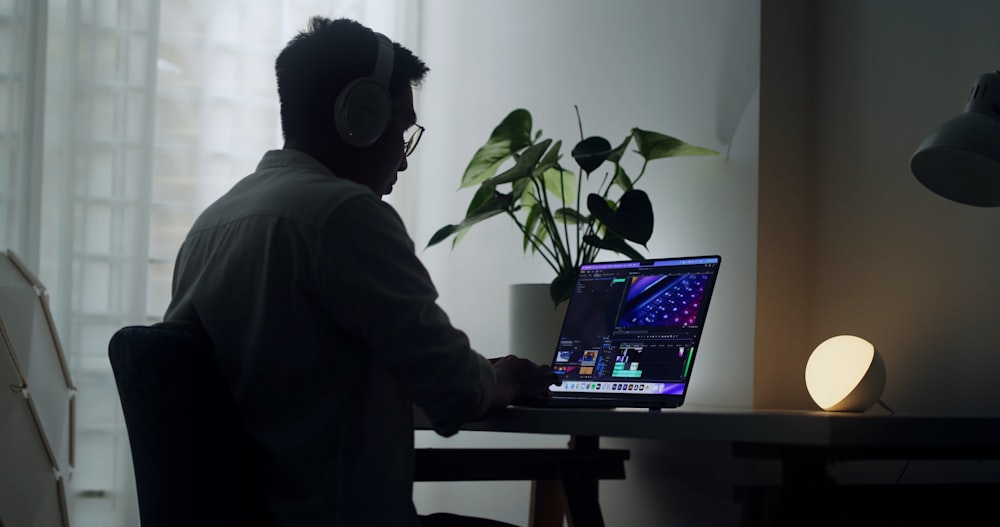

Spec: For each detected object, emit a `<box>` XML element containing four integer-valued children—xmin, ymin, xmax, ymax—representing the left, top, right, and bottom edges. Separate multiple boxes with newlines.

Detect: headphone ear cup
<box><xmin>334</xmin><ymin>77</ymin><xmax>391</xmax><ymax>147</ymax></box>
<box><xmin>334</xmin><ymin>32</ymin><xmax>394</xmax><ymax>148</ymax></box>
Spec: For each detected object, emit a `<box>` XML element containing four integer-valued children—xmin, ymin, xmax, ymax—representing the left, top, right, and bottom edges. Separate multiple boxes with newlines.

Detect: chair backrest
<box><xmin>109</xmin><ymin>322</ymin><xmax>276</xmax><ymax>527</ymax></box>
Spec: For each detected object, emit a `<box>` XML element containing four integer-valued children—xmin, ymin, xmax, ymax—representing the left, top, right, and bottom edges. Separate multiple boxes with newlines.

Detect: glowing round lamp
<box><xmin>805</xmin><ymin>335</ymin><xmax>886</xmax><ymax>412</ymax></box>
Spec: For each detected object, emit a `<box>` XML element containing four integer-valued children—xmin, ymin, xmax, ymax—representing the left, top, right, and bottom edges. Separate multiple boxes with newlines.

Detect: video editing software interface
<box><xmin>549</xmin><ymin>257</ymin><xmax>720</xmax><ymax>397</ymax></box>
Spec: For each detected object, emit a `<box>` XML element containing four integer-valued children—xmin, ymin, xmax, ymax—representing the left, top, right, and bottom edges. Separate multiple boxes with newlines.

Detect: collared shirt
<box><xmin>165</xmin><ymin>149</ymin><xmax>496</xmax><ymax>526</ymax></box>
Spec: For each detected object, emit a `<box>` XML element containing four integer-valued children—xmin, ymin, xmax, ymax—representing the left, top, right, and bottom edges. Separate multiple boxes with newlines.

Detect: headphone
<box><xmin>334</xmin><ymin>32</ymin><xmax>394</xmax><ymax>148</ymax></box>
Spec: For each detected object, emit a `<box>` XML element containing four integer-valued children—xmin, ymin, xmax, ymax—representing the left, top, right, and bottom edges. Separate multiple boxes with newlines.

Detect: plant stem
<box><xmin>558</xmin><ymin>168</ymin><xmax>573</xmax><ymax>271</ymax></box>
<box><xmin>508</xmin><ymin>209</ymin><xmax>561</xmax><ymax>275</ymax></box>
<box><xmin>533</xmin><ymin>173</ymin><xmax>572</xmax><ymax>272</ymax></box>
<box><xmin>573</xmin><ymin>105</ymin><xmax>586</xmax><ymax>270</ymax></box>
<box><xmin>578</xmin><ymin>166</ymin><xmax>616</xmax><ymax>266</ymax></box>
<box><xmin>632</xmin><ymin>159</ymin><xmax>650</xmax><ymax>186</ymax></box>
<box><xmin>574</xmin><ymin>168</ymin><xmax>585</xmax><ymax>269</ymax></box>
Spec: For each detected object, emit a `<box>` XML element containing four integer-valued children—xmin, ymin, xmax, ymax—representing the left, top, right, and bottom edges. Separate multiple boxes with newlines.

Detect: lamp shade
<box><xmin>911</xmin><ymin>71</ymin><xmax>1000</xmax><ymax>206</ymax></box>
<box><xmin>0</xmin><ymin>250</ymin><xmax>74</xmax><ymax>527</ymax></box>
<box><xmin>805</xmin><ymin>335</ymin><xmax>886</xmax><ymax>412</ymax></box>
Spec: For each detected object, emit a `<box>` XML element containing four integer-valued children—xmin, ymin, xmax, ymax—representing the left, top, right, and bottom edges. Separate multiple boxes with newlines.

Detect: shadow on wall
<box><xmin>715</xmin><ymin>0</ymin><xmax>760</xmax><ymax>151</ymax></box>
<box><xmin>887</xmin><ymin>326</ymin><xmax>1000</xmax><ymax>416</ymax></box>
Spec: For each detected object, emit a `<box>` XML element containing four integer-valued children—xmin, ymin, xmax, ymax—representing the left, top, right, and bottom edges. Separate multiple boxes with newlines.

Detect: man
<box><xmin>164</xmin><ymin>16</ymin><xmax>556</xmax><ymax>527</ymax></box>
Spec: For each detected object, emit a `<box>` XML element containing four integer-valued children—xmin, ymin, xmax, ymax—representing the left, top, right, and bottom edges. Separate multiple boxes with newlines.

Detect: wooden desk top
<box><xmin>417</xmin><ymin>405</ymin><xmax>1000</xmax><ymax>452</ymax></box>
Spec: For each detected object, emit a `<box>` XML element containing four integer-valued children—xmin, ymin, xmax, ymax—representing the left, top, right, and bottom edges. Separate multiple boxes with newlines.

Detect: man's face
<box><xmin>361</xmin><ymin>86</ymin><xmax>416</xmax><ymax>196</ymax></box>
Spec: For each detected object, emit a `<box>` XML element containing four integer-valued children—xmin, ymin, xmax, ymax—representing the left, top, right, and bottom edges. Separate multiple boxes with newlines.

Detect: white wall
<box><xmin>757</xmin><ymin>0</ymin><xmax>1000</xmax><ymax>417</ymax></box>
<box><xmin>394</xmin><ymin>0</ymin><xmax>1000</xmax><ymax>523</ymax></box>
<box><xmin>406</xmin><ymin>0</ymin><xmax>760</xmax><ymax>409</ymax></box>
<box><xmin>397</xmin><ymin>1</ymin><xmax>760</xmax><ymax>525</ymax></box>
<box><xmin>752</xmin><ymin>2</ymin><xmax>1000</xmax><ymax>518</ymax></box>
<box><xmin>812</xmin><ymin>0</ymin><xmax>1000</xmax><ymax>416</ymax></box>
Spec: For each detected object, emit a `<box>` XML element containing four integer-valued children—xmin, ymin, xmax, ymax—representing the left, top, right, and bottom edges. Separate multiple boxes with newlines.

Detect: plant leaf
<box><xmin>427</xmin><ymin>190</ymin><xmax>512</xmax><ymax>250</ymax></box>
<box><xmin>464</xmin><ymin>182</ymin><xmax>501</xmax><ymax>217</ymax></box>
<box><xmin>523</xmin><ymin>204</ymin><xmax>541</xmax><ymax>252</ymax></box>
<box><xmin>541</xmin><ymin>166</ymin><xmax>576</xmax><ymax>205</ymax></box>
<box><xmin>460</xmin><ymin>109</ymin><xmax>533</xmax><ymax>188</ymax></box>
<box><xmin>582</xmin><ymin>233</ymin><xmax>645</xmax><ymax>261</ymax></box>
<box><xmin>487</xmin><ymin>139</ymin><xmax>552</xmax><ymax>186</ymax></box>
<box><xmin>534</xmin><ymin>224</ymin><xmax>550</xmax><ymax>247</ymax></box>
<box><xmin>606</xmin><ymin>134</ymin><xmax>633</xmax><ymax>164</ymax></box>
<box><xmin>533</xmin><ymin>211</ymin><xmax>551</xmax><ymax>249</ymax></box>
<box><xmin>550</xmin><ymin>267</ymin><xmax>577</xmax><ymax>306</ymax></box>
<box><xmin>611</xmin><ymin>165</ymin><xmax>633</xmax><ymax>192</ymax></box>
<box><xmin>511</xmin><ymin>177</ymin><xmax>533</xmax><ymax>202</ymax></box>
<box><xmin>520</xmin><ymin>182</ymin><xmax>538</xmax><ymax>208</ymax></box>
<box><xmin>465</xmin><ymin>191</ymin><xmax>513</xmax><ymax>220</ymax></box>
<box><xmin>632</xmin><ymin>128</ymin><xmax>719</xmax><ymax>161</ymax></box>
<box><xmin>571</xmin><ymin>136</ymin><xmax>613</xmax><ymax>174</ymax></box>
<box><xmin>449</xmin><ymin>202</ymin><xmax>509</xmax><ymax>248</ymax></box>
<box><xmin>553</xmin><ymin>207</ymin><xmax>587</xmax><ymax>225</ymax></box>
<box><xmin>587</xmin><ymin>190</ymin><xmax>653</xmax><ymax>245</ymax></box>
<box><xmin>426</xmin><ymin>224</ymin><xmax>459</xmax><ymax>248</ymax></box>
<box><xmin>587</xmin><ymin>196</ymin><xmax>616</xmax><ymax>236</ymax></box>
<box><xmin>534</xmin><ymin>140</ymin><xmax>563</xmax><ymax>178</ymax></box>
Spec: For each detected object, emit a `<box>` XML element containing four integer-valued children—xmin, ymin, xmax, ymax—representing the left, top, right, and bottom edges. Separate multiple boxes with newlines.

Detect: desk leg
<box><xmin>563</xmin><ymin>436</ymin><xmax>604</xmax><ymax>527</ymax></box>
<box><xmin>777</xmin><ymin>457</ymin><xmax>835</xmax><ymax>527</ymax></box>
<box><xmin>529</xmin><ymin>480</ymin><xmax>564</xmax><ymax>527</ymax></box>
<box><xmin>527</xmin><ymin>436</ymin><xmax>611</xmax><ymax>527</ymax></box>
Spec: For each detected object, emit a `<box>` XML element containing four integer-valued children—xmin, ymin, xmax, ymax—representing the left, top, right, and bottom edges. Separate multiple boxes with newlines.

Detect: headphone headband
<box><xmin>370</xmin><ymin>33</ymin><xmax>392</xmax><ymax>93</ymax></box>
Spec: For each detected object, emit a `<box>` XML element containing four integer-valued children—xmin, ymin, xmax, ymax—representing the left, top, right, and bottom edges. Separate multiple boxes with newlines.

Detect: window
<box><xmin>0</xmin><ymin>2</ymin><xmax>410</xmax><ymax>525</ymax></box>
<box><xmin>0</xmin><ymin>0</ymin><xmax>42</xmax><ymax>263</ymax></box>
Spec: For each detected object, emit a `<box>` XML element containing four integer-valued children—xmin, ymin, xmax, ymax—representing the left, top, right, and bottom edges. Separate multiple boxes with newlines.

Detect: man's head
<box><xmin>276</xmin><ymin>17</ymin><xmax>429</xmax><ymax>195</ymax></box>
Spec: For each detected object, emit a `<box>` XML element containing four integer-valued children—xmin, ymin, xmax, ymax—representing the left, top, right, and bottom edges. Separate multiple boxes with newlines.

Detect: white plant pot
<box><xmin>508</xmin><ymin>283</ymin><xmax>568</xmax><ymax>366</ymax></box>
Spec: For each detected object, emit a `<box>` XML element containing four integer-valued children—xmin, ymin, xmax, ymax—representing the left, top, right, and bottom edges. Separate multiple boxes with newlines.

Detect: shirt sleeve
<box><xmin>316</xmin><ymin>193</ymin><xmax>496</xmax><ymax>436</ymax></box>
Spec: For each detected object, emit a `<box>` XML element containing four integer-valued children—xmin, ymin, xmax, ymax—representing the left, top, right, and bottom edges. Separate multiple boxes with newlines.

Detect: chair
<box><xmin>108</xmin><ymin>322</ymin><xmax>276</xmax><ymax>527</ymax></box>
<box><xmin>110</xmin><ymin>322</ymin><xmax>629</xmax><ymax>527</ymax></box>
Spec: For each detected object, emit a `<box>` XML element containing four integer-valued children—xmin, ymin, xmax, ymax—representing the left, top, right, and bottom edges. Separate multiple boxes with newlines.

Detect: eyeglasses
<box><xmin>404</xmin><ymin>123</ymin><xmax>424</xmax><ymax>157</ymax></box>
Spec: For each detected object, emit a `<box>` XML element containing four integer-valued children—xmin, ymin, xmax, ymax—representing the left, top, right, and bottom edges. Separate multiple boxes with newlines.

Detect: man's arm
<box><xmin>317</xmin><ymin>195</ymin><xmax>498</xmax><ymax>433</ymax></box>
<box><xmin>488</xmin><ymin>355</ymin><xmax>561</xmax><ymax>410</ymax></box>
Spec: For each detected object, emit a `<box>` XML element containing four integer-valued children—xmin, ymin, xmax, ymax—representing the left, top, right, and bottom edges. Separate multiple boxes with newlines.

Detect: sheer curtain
<box><xmin>0</xmin><ymin>1</ymin><xmax>413</xmax><ymax>526</ymax></box>
<box><xmin>0</xmin><ymin>0</ymin><xmax>44</xmax><ymax>267</ymax></box>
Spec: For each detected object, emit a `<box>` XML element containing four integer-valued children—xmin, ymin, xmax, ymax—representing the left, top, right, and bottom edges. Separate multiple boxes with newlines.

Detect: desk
<box><xmin>415</xmin><ymin>406</ymin><xmax>1000</xmax><ymax>526</ymax></box>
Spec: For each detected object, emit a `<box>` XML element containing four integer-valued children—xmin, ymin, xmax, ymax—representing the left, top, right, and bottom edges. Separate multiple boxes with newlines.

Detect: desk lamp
<box><xmin>805</xmin><ymin>335</ymin><xmax>887</xmax><ymax>412</ymax></box>
<box><xmin>911</xmin><ymin>71</ymin><xmax>1000</xmax><ymax>206</ymax></box>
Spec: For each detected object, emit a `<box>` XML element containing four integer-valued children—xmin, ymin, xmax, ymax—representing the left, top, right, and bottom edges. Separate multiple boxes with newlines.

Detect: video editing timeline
<box><xmin>550</xmin><ymin>258</ymin><xmax>719</xmax><ymax>396</ymax></box>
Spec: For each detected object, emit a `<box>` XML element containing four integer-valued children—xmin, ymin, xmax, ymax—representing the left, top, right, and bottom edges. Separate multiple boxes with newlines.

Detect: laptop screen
<box><xmin>547</xmin><ymin>255</ymin><xmax>721</xmax><ymax>408</ymax></box>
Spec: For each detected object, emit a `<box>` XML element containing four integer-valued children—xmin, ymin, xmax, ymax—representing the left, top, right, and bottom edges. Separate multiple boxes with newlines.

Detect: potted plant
<box><xmin>426</xmin><ymin>107</ymin><xmax>719</xmax><ymax>306</ymax></box>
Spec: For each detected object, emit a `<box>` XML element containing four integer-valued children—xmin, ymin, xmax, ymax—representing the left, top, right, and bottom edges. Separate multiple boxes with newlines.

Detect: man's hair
<box><xmin>275</xmin><ymin>17</ymin><xmax>429</xmax><ymax>143</ymax></box>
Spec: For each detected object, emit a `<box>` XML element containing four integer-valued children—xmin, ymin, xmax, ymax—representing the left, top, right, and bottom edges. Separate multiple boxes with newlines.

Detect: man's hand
<box><xmin>488</xmin><ymin>355</ymin><xmax>561</xmax><ymax>410</ymax></box>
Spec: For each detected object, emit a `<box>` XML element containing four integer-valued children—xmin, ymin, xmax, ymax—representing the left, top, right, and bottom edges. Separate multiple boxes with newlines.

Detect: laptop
<box><xmin>519</xmin><ymin>255</ymin><xmax>721</xmax><ymax>410</ymax></box>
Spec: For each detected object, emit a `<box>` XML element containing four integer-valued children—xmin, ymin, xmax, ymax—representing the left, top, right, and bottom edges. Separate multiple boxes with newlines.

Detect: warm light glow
<box><xmin>805</xmin><ymin>335</ymin><xmax>885</xmax><ymax>412</ymax></box>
